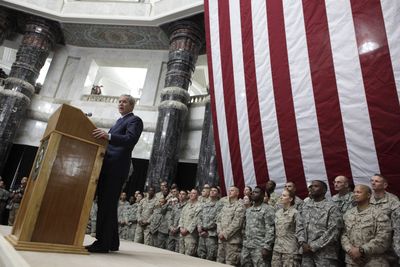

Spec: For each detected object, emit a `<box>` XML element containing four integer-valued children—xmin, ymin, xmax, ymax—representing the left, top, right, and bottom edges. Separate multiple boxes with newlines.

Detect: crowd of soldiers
<box><xmin>86</xmin><ymin>174</ymin><xmax>400</xmax><ymax>267</ymax></box>
<box><xmin>0</xmin><ymin>176</ymin><xmax>28</xmax><ymax>226</ymax></box>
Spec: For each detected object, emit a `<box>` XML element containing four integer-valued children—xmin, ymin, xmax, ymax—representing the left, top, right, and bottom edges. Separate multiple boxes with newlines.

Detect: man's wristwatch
<box><xmin>359</xmin><ymin>247</ymin><xmax>365</xmax><ymax>255</ymax></box>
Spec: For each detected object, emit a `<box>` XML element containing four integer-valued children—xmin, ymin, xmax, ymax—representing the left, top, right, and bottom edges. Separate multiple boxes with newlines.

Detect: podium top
<box><xmin>43</xmin><ymin>104</ymin><xmax>108</xmax><ymax>147</ymax></box>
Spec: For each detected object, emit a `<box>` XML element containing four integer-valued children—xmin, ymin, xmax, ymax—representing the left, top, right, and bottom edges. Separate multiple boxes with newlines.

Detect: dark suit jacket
<box><xmin>102</xmin><ymin>113</ymin><xmax>143</xmax><ymax>180</ymax></box>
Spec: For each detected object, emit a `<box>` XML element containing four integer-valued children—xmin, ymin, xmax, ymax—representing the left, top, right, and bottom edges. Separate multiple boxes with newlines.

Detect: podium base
<box><xmin>5</xmin><ymin>234</ymin><xmax>88</xmax><ymax>254</ymax></box>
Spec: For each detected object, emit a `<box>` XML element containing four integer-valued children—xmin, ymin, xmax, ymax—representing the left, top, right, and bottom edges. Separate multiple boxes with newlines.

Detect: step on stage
<box><xmin>0</xmin><ymin>226</ymin><xmax>227</xmax><ymax>267</ymax></box>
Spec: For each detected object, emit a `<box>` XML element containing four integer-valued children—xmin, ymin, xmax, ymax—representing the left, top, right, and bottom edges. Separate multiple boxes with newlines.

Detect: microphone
<box><xmin>85</xmin><ymin>112</ymin><xmax>92</xmax><ymax>117</ymax></box>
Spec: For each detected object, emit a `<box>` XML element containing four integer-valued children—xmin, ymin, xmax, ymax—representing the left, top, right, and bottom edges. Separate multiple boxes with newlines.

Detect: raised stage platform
<box><xmin>0</xmin><ymin>226</ymin><xmax>227</xmax><ymax>267</ymax></box>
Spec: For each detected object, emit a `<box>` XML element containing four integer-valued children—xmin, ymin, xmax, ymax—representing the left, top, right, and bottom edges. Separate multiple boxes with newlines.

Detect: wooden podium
<box><xmin>6</xmin><ymin>104</ymin><xmax>107</xmax><ymax>254</ymax></box>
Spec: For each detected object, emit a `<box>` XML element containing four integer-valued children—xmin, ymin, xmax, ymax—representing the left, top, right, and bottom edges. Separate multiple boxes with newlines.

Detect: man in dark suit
<box><xmin>87</xmin><ymin>94</ymin><xmax>143</xmax><ymax>253</ymax></box>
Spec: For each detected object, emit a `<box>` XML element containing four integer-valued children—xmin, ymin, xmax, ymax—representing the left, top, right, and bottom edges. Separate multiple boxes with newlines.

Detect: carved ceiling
<box><xmin>61</xmin><ymin>23</ymin><xmax>170</xmax><ymax>49</ymax></box>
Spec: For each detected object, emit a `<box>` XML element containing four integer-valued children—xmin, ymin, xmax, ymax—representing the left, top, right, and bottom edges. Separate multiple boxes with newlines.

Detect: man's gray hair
<box><xmin>120</xmin><ymin>94</ymin><xmax>135</xmax><ymax>106</ymax></box>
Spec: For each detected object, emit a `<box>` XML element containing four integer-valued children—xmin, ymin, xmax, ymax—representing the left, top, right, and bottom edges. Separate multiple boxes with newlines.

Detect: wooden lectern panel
<box><xmin>31</xmin><ymin>136</ymin><xmax>97</xmax><ymax>244</ymax></box>
<box><xmin>6</xmin><ymin>104</ymin><xmax>106</xmax><ymax>254</ymax></box>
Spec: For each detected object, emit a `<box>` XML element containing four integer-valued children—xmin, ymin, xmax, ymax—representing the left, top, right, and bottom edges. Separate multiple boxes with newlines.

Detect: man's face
<box><xmin>0</xmin><ymin>181</ymin><xmax>4</xmax><ymax>189</ymax></box>
<box><xmin>134</xmin><ymin>191</ymin><xmax>140</xmax><ymax>198</ymax></box>
<box><xmin>353</xmin><ymin>185</ymin><xmax>370</xmax><ymax>203</ymax></box>
<box><xmin>171</xmin><ymin>188</ymin><xmax>178</xmax><ymax>198</ymax></box>
<box><xmin>148</xmin><ymin>187</ymin><xmax>155</xmax><ymax>198</ymax></box>
<box><xmin>210</xmin><ymin>188</ymin><xmax>218</xmax><ymax>198</ymax></box>
<box><xmin>309</xmin><ymin>181</ymin><xmax>325</xmax><ymax>198</ymax></box>
<box><xmin>118</xmin><ymin>96</ymin><xmax>134</xmax><ymax>116</ymax></box>
<box><xmin>334</xmin><ymin>176</ymin><xmax>347</xmax><ymax>192</ymax></box>
<box><xmin>266</xmin><ymin>181</ymin><xmax>274</xmax><ymax>191</ymax></box>
<box><xmin>251</xmin><ymin>188</ymin><xmax>262</xmax><ymax>202</ymax></box>
<box><xmin>179</xmin><ymin>191</ymin><xmax>188</xmax><ymax>202</ymax></box>
<box><xmin>120</xmin><ymin>192</ymin><xmax>127</xmax><ymax>201</ymax></box>
<box><xmin>189</xmin><ymin>189</ymin><xmax>198</xmax><ymax>201</ymax></box>
<box><xmin>160</xmin><ymin>182</ymin><xmax>168</xmax><ymax>194</ymax></box>
<box><xmin>370</xmin><ymin>175</ymin><xmax>387</xmax><ymax>191</ymax></box>
<box><xmin>284</xmin><ymin>182</ymin><xmax>295</xmax><ymax>193</ymax></box>
<box><xmin>229</xmin><ymin>187</ymin><xmax>239</xmax><ymax>198</ymax></box>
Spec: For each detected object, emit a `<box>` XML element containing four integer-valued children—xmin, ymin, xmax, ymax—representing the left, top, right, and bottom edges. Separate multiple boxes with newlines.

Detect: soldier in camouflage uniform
<box><xmin>179</xmin><ymin>189</ymin><xmax>201</xmax><ymax>256</ymax></box>
<box><xmin>283</xmin><ymin>182</ymin><xmax>303</xmax><ymax>211</ymax></box>
<box><xmin>393</xmin><ymin>206</ymin><xmax>400</xmax><ymax>264</ymax></box>
<box><xmin>369</xmin><ymin>174</ymin><xmax>399</xmax><ymax>218</ymax></box>
<box><xmin>341</xmin><ymin>184</ymin><xmax>392</xmax><ymax>266</ymax></box>
<box><xmin>150</xmin><ymin>197</ymin><xmax>169</xmax><ymax>248</ymax></box>
<box><xmin>217</xmin><ymin>186</ymin><xmax>245</xmax><ymax>266</ymax></box>
<box><xmin>272</xmin><ymin>189</ymin><xmax>301</xmax><ymax>267</ymax></box>
<box><xmin>134</xmin><ymin>187</ymin><xmax>157</xmax><ymax>245</ymax></box>
<box><xmin>124</xmin><ymin>196</ymin><xmax>139</xmax><ymax>241</ymax></box>
<box><xmin>167</xmin><ymin>190</ymin><xmax>187</xmax><ymax>252</ymax></box>
<box><xmin>331</xmin><ymin>176</ymin><xmax>355</xmax><ymax>214</ymax></box>
<box><xmin>297</xmin><ymin>180</ymin><xmax>343</xmax><ymax>267</ymax></box>
<box><xmin>242</xmin><ymin>186</ymin><xmax>275</xmax><ymax>267</ymax></box>
<box><xmin>197</xmin><ymin>186</ymin><xmax>222</xmax><ymax>261</ymax></box>
<box><xmin>155</xmin><ymin>180</ymin><xmax>170</xmax><ymax>201</ymax></box>
<box><xmin>118</xmin><ymin>202</ymin><xmax>129</xmax><ymax>239</ymax></box>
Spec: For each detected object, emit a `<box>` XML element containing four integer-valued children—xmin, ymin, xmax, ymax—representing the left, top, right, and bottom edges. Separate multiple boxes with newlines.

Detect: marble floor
<box><xmin>0</xmin><ymin>225</ymin><xmax>227</xmax><ymax>267</ymax></box>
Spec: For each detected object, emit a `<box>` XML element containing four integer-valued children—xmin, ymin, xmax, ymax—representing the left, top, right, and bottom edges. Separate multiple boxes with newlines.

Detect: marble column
<box><xmin>0</xmin><ymin>7</ymin><xmax>15</xmax><ymax>45</ymax></box>
<box><xmin>146</xmin><ymin>20</ymin><xmax>203</xmax><ymax>190</ymax></box>
<box><xmin>0</xmin><ymin>16</ymin><xmax>60</xmax><ymax>174</ymax></box>
<box><xmin>195</xmin><ymin>96</ymin><xmax>218</xmax><ymax>189</ymax></box>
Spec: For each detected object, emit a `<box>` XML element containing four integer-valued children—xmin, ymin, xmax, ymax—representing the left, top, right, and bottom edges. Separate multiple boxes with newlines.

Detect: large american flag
<box><xmin>204</xmin><ymin>0</ymin><xmax>400</xmax><ymax>197</ymax></box>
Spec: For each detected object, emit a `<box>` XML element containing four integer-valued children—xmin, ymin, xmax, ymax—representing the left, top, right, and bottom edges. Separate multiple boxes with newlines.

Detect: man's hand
<box><xmin>348</xmin><ymin>246</ymin><xmax>362</xmax><ymax>260</ymax></box>
<box><xmin>261</xmin><ymin>248</ymin><xmax>271</xmax><ymax>259</ymax></box>
<box><xmin>93</xmin><ymin>128</ymin><xmax>109</xmax><ymax>140</ymax></box>
<box><xmin>180</xmin><ymin>228</ymin><xmax>188</xmax><ymax>236</ymax></box>
<box><xmin>302</xmin><ymin>243</ymin><xmax>312</xmax><ymax>254</ymax></box>
<box><xmin>218</xmin><ymin>233</ymin><xmax>226</xmax><ymax>241</ymax></box>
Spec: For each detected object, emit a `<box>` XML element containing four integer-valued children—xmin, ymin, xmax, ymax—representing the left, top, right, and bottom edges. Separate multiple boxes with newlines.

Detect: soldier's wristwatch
<box><xmin>359</xmin><ymin>247</ymin><xmax>365</xmax><ymax>255</ymax></box>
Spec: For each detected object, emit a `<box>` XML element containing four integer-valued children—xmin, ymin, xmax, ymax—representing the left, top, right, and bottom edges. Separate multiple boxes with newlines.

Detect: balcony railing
<box><xmin>81</xmin><ymin>93</ymin><xmax>209</xmax><ymax>105</ymax></box>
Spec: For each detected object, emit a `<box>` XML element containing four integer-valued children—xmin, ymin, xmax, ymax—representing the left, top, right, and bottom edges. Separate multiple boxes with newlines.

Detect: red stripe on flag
<box><xmin>302</xmin><ymin>0</ymin><xmax>353</xmax><ymax>193</ymax></box>
<box><xmin>239</xmin><ymin>1</ymin><xmax>269</xmax><ymax>187</ymax></box>
<box><xmin>204</xmin><ymin>0</ymin><xmax>226</xmax><ymax>195</ymax></box>
<box><xmin>351</xmin><ymin>0</ymin><xmax>400</xmax><ymax>195</ymax></box>
<box><xmin>266</xmin><ymin>0</ymin><xmax>308</xmax><ymax>196</ymax></box>
<box><xmin>218</xmin><ymin>0</ymin><xmax>245</xmax><ymax>191</ymax></box>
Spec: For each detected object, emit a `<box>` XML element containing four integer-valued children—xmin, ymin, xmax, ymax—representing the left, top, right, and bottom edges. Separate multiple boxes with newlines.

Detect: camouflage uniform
<box><xmin>118</xmin><ymin>204</ymin><xmax>129</xmax><ymax>239</ymax></box>
<box><xmin>370</xmin><ymin>191</ymin><xmax>399</xmax><ymax>218</ymax></box>
<box><xmin>269</xmin><ymin>192</ymin><xmax>279</xmax><ymax>207</ymax></box>
<box><xmin>149</xmin><ymin>204</ymin><xmax>169</xmax><ymax>249</ymax></box>
<box><xmin>89</xmin><ymin>201</ymin><xmax>98</xmax><ymax>236</ymax></box>
<box><xmin>197</xmin><ymin>199</ymin><xmax>222</xmax><ymax>261</ymax></box>
<box><xmin>178</xmin><ymin>201</ymin><xmax>201</xmax><ymax>256</ymax></box>
<box><xmin>331</xmin><ymin>192</ymin><xmax>355</xmax><ymax>214</ymax></box>
<box><xmin>242</xmin><ymin>203</ymin><xmax>275</xmax><ymax>267</ymax></box>
<box><xmin>341</xmin><ymin>205</ymin><xmax>392</xmax><ymax>266</ymax></box>
<box><xmin>272</xmin><ymin>206</ymin><xmax>301</xmax><ymax>267</ymax></box>
<box><xmin>217</xmin><ymin>199</ymin><xmax>245</xmax><ymax>265</ymax></box>
<box><xmin>134</xmin><ymin>196</ymin><xmax>157</xmax><ymax>245</ymax></box>
<box><xmin>125</xmin><ymin>202</ymin><xmax>138</xmax><ymax>241</ymax></box>
<box><xmin>297</xmin><ymin>199</ymin><xmax>343</xmax><ymax>267</ymax></box>
<box><xmin>168</xmin><ymin>201</ymin><xmax>186</xmax><ymax>252</ymax></box>
<box><xmin>393</xmin><ymin>207</ymin><xmax>400</xmax><ymax>264</ymax></box>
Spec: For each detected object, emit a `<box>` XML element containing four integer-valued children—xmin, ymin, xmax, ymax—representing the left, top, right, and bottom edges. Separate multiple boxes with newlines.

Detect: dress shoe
<box><xmin>110</xmin><ymin>247</ymin><xmax>119</xmax><ymax>252</ymax></box>
<box><xmin>87</xmin><ymin>245</ymin><xmax>109</xmax><ymax>253</ymax></box>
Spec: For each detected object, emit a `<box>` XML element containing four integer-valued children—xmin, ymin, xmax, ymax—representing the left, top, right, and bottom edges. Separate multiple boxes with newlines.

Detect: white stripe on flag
<box><xmin>381</xmin><ymin>0</ymin><xmax>400</xmax><ymax>104</ymax></box>
<box><xmin>209</xmin><ymin>0</ymin><xmax>234</xmax><ymax>191</ymax></box>
<box><xmin>251</xmin><ymin>0</ymin><xmax>287</xmax><ymax>185</ymax></box>
<box><xmin>282</xmin><ymin>0</ymin><xmax>329</xmax><ymax>189</ymax></box>
<box><xmin>229</xmin><ymin>0</ymin><xmax>257</xmax><ymax>187</ymax></box>
<box><xmin>325</xmin><ymin>0</ymin><xmax>380</xmax><ymax>186</ymax></box>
